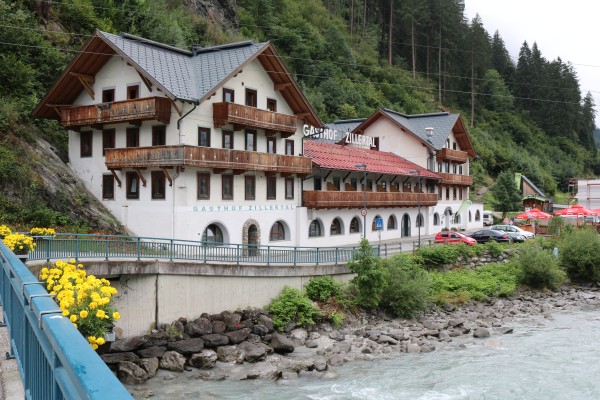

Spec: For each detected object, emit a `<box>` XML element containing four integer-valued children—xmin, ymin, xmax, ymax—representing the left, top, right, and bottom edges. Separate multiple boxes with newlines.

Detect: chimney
<box><xmin>425</xmin><ymin>127</ymin><xmax>434</xmax><ymax>138</ymax></box>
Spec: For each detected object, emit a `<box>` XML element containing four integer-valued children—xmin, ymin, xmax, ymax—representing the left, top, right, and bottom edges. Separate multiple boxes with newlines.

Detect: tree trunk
<box><xmin>350</xmin><ymin>0</ymin><xmax>354</xmax><ymax>38</ymax></box>
<box><xmin>438</xmin><ymin>25</ymin><xmax>442</xmax><ymax>103</ymax></box>
<box><xmin>362</xmin><ymin>0</ymin><xmax>367</xmax><ymax>37</ymax></box>
<box><xmin>412</xmin><ymin>15</ymin><xmax>416</xmax><ymax>79</ymax></box>
<box><xmin>470</xmin><ymin>42</ymin><xmax>475</xmax><ymax>127</ymax></box>
<box><xmin>388</xmin><ymin>0</ymin><xmax>393</xmax><ymax>66</ymax></box>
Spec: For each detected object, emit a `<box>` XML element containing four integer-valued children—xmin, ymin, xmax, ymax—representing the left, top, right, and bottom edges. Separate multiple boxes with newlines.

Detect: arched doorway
<box><xmin>444</xmin><ymin>207</ymin><xmax>453</xmax><ymax>229</ymax></box>
<box><xmin>242</xmin><ymin>219</ymin><xmax>261</xmax><ymax>256</ymax></box>
<box><xmin>401</xmin><ymin>214</ymin><xmax>411</xmax><ymax>237</ymax></box>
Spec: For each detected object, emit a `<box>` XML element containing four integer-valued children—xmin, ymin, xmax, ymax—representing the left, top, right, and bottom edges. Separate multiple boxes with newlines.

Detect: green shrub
<box><xmin>415</xmin><ymin>244</ymin><xmax>469</xmax><ymax>270</ymax></box>
<box><xmin>347</xmin><ymin>238</ymin><xmax>386</xmax><ymax>309</ymax></box>
<box><xmin>380</xmin><ymin>253</ymin><xmax>431</xmax><ymax>318</ymax></box>
<box><xmin>266</xmin><ymin>286</ymin><xmax>321</xmax><ymax>331</ymax></box>
<box><xmin>305</xmin><ymin>275</ymin><xmax>342</xmax><ymax>302</ymax></box>
<box><xmin>559</xmin><ymin>227</ymin><xmax>600</xmax><ymax>282</ymax></box>
<box><xmin>482</xmin><ymin>240</ymin><xmax>503</xmax><ymax>257</ymax></box>
<box><xmin>516</xmin><ymin>245</ymin><xmax>566</xmax><ymax>290</ymax></box>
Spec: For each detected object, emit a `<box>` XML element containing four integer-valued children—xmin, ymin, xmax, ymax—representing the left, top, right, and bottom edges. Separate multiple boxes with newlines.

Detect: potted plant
<box><xmin>3</xmin><ymin>233</ymin><xmax>36</xmax><ymax>261</ymax></box>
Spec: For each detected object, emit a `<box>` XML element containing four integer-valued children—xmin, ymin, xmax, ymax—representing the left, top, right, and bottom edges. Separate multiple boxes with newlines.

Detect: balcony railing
<box><xmin>438</xmin><ymin>173</ymin><xmax>473</xmax><ymax>186</ymax></box>
<box><xmin>303</xmin><ymin>190</ymin><xmax>438</xmax><ymax>209</ymax></box>
<box><xmin>436</xmin><ymin>148</ymin><xmax>469</xmax><ymax>163</ymax></box>
<box><xmin>105</xmin><ymin>145</ymin><xmax>313</xmax><ymax>175</ymax></box>
<box><xmin>213</xmin><ymin>102</ymin><xmax>297</xmax><ymax>134</ymax></box>
<box><xmin>59</xmin><ymin>97</ymin><xmax>171</xmax><ymax>128</ymax></box>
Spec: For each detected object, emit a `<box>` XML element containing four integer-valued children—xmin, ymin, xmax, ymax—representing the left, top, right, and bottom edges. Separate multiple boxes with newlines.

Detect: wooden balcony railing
<box><xmin>213</xmin><ymin>102</ymin><xmax>297</xmax><ymax>134</ymax></box>
<box><xmin>438</xmin><ymin>173</ymin><xmax>473</xmax><ymax>186</ymax></box>
<box><xmin>105</xmin><ymin>145</ymin><xmax>312</xmax><ymax>175</ymax></box>
<box><xmin>436</xmin><ymin>148</ymin><xmax>469</xmax><ymax>163</ymax></box>
<box><xmin>303</xmin><ymin>191</ymin><xmax>438</xmax><ymax>209</ymax></box>
<box><xmin>59</xmin><ymin>97</ymin><xmax>171</xmax><ymax>128</ymax></box>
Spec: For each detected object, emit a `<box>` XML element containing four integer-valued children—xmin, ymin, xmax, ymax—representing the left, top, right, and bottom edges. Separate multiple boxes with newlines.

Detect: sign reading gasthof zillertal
<box><xmin>303</xmin><ymin>124</ymin><xmax>376</xmax><ymax>148</ymax></box>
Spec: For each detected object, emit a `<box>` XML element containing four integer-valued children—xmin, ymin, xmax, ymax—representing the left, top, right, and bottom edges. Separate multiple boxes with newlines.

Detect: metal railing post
<box><xmin>46</xmin><ymin>238</ymin><xmax>51</xmax><ymax>263</ymax></box>
<box><xmin>316</xmin><ymin>247</ymin><xmax>319</xmax><ymax>266</ymax></box>
<box><xmin>137</xmin><ymin>238</ymin><xmax>141</xmax><ymax>261</ymax></box>
<box><xmin>203</xmin><ymin>242</ymin><xmax>207</xmax><ymax>263</ymax></box>
<box><xmin>293</xmin><ymin>247</ymin><xmax>297</xmax><ymax>266</ymax></box>
<box><xmin>75</xmin><ymin>235</ymin><xmax>80</xmax><ymax>261</ymax></box>
<box><xmin>267</xmin><ymin>246</ymin><xmax>270</xmax><ymax>266</ymax></box>
<box><xmin>169</xmin><ymin>239</ymin><xmax>174</xmax><ymax>261</ymax></box>
<box><xmin>105</xmin><ymin>236</ymin><xmax>109</xmax><ymax>261</ymax></box>
<box><xmin>236</xmin><ymin>244</ymin><xmax>240</xmax><ymax>265</ymax></box>
<box><xmin>335</xmin><ymin>247</ymin><xmax>338</xmax><ymax>264</ymax></box>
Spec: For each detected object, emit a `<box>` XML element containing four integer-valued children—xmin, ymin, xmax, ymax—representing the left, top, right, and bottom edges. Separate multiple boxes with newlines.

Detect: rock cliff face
<box><xmin>185</xmin><ymin>0</ymin><xmax>239</xmax><ymax>33</ymax></box>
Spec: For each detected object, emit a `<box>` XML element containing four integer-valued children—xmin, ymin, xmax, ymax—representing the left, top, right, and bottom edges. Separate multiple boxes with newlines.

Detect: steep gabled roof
<box><xmin>351</xmin><ymin>108</ymin><xmax>476</xmax><ymax>158</ymax></box>
<box><xmin>33</xmin><ymin>31</ymin><xmax>321</xmax><ymax>127</ymax></box>
<box><xmin>304</xmin><ymin>141</ymin><xmax>440</xmax><ymax>178</ymax></box>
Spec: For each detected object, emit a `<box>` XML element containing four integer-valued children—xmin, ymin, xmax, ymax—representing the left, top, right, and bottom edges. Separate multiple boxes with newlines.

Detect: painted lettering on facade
<box><xmin>193</xmin><ymin>204</ymin><xmax>296</xmax><ymax>212</ymax></box>
<box><xmin>303</xmin><ymin>124</ymin><xmax>376</xmax><ymax>148</ymax></box>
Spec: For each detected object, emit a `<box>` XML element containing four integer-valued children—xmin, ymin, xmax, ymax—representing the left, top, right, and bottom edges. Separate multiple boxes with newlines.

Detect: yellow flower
<box><xmin>69</xmin><ymin>315</ymin><xmax>77</xmax><ymax>322</ymax></box>
<box><xmin>112</xmin><ymin>311</ymin><xmax>121</xmax><ymax>320</ymax></box>
<box><xmin>96</xmin><ymin>337</ymin><xmax>106</xmax><ymax>346</ymax></box>
<box><xmin>91</xmin><ymin>343</ymin><xmax>98</xmax><ymax>350</ymax></box>
<box><xmin>88</xmin><ymin>336</ymin><xmax>97</xmax><ymax>344</ymax></box>
<box><xmin>79</xmin><ymin>310</ymin><xmax>88</xmax><ymax>318</ymax></box>
<box><xmin>62</xmin><ymin>310</ymin><xmax>69</xmax><ymax>317</ymax></box>
<box><xmin>96</xmin><ymin>310</ymin><xmax>106</xmax><ymax>319</ymax></box>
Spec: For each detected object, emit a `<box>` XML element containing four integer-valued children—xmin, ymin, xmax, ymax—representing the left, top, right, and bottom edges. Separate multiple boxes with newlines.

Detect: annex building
<box><xmin>33</xmin><ymin>30</ymin><xmax>483</xmax><ymax>248</ymax></box>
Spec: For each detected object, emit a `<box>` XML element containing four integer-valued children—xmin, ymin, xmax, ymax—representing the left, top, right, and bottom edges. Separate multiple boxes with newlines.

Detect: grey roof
<box><xmin>521</xmin><ymin>175</ymin><xmax>548</xmax><ymax>198</ymax></box>
<box><xmin>325</xmin><ymin>119</ymin><xmax>366</xmax><ymax>134</ymax></box>
<box><xmin>100</xmin><ymin>31</ymin><xmax>266</xmax><ymax>102</ymax></box>
<box><xmin>380</xmin><ymin>109</ymin><xmax>460</xmax><ymax>149</ymax></box>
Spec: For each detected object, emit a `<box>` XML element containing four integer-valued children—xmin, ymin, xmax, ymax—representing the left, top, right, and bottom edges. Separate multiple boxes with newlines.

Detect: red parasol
<box><xmin>553</xmin><ymin>204</ymin><xmax>597</xmax><ymax>217</ymax></box>
<box><xmin>515</xmin><ymin>208</ymin><xmax>552</xmax><ymax>220</ymax></box>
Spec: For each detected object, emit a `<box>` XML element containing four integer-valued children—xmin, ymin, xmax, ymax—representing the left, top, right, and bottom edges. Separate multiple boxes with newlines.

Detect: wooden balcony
<box><xmin>438</xmin><ymin>173</ymin><xmax>473</xmax><ymax>186</ymax></box>
<box><xmin>59</xmin><ymin>97</ymin><xmax>171</xmax><ymax>128</ymax></box>
<box><xmin>213</xmin><ymin>102</ymin><xmax>297</xmax><ymax>135</ymax></box>
<box><xmin>105</xmin><ymin>145</ymin><xmax>312</xmax><ymax>175</ymax></box>
<box><xmin>303</xmin><ymin>191</ymin><xmax>438</xmax><ymax>209</ymax></box>
<box><xmin>436</xmin><ymin>148</ymin><xmax>469</xmax><ymax>163</ymax></box>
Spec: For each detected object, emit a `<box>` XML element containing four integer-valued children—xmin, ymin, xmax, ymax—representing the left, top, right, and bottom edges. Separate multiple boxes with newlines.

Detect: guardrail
<box><xmin>0</xmin><ymin>242</ymin><xmax>133</xmax><ymax>399</ymax></box>
<box><xmin>27</xmin><ymin>234</ymin><xmax>422</xmax><ymax>265</ymax></box>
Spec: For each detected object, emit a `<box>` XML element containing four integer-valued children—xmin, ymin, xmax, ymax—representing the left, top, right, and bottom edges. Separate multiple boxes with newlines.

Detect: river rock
<box><xmin>258</xmin><ymin>315</ymin><xmax>274</xmax><ymax>331</ymax></box>
<box><xmin>223</xmin><ymin>313</ymin><xmax>243</xmax><ymax>330</ymax></box>
<box><xmin>328</xmin><ymin>354</ymin><xmax>344</xmax><ymax>366</ymax></box>
<box><xmin>329</xmin><ymin>331</ymin><xmax>345</xmax><ymax>341</ymax></box>
<box><xmin>189</xmin><ymin>349</ymin><xmax>218</xmax><ymax>369</ymax></box>
<box><xmin>212</xmin><ymin>320</ymin><xmax>226</xmax><ymax>334</ymax></box>
<box><xmin>136</xmin><ymin>346</ymin><xmax>166</xmax><ymax>359</ymax></box>
<box><xmin>167</xmin><ymin>338</ymin><xmax>205</xmax><ymax>355</ymax></box>
<box><xmin>289</xmin><ymin>328</ymin><xmax>308</xmax><ymax>345</ymax></box>
<box><xmin>496</xmin><ymin>326</ymin><xmax>514</xmax><ymax>334</ymax></box>
<box><xmin>377</xmin><ymin>334</ymin><xmax>399</xmax><ymax>345</ymax></box>
<box><xmin>142</xmin><ymin>331</ymin><xmax>169</xmax><ymax>348</ymax></box>
<box><xmin>118</xmin><ymin>361</ymin><xmax>149</xmax><ymax>385</ymax></box>
<box><xmin>225</xmin><ymin>327</ymin><xmax>251</xmax><ymax>344</ymax></box>
<box><xmin>138</xmin><ymin>357</ymin><xmax>159</xmax><ymax>378</ymax></box>
<box><xmin>201</xmin><ymin>334</ymin><xmax>229</xmax><ymax>347</ymax></box>
<box><xmin>217</xmin><ymin>345</ymin><xmax>241</xmax><ymax>363</ymax></box>
<box><xmin>185</xmin><ymin>317</ymin><xmax>212</xmax><ymax>337</ymax></box>
<box><xmin>252</xmin><ymin>324</ymin><xmax>269</xmax><ymax>336</ymax></box>
<box><xmin>101</xmin><ymin>352</ymin><xmax>139</xmax><ymax>364</ymax></box>
<box><xmin>473</xmin><ymin>327</ymin><xmax>490</xmax><ymax>338</ymax></box>
<box><xmin>111</xmin><ymin>336</ymin><xmax>147</xmax><ymax>352</ymax></box>
<box><xmin>271</xmin><ymin>333</ymin><xmax>295</xmax><ymax>354</ymax></box>
<box><xmin>238</xmin><ymin>341</ymin><xmax>270</xmax><ymax>362</ymax></box>
<box><xmin>159</xmin><ymin>351</ymin><xmax>186</xmax><ymax>372</ymax></box>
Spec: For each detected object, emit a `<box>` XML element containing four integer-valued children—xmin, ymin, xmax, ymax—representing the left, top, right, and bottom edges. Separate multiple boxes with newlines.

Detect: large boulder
<box><xmin>136</xmin><ymin>346</ymin><xmax>166</xmax><ymax>359</ymax></box>
<box><xmin>271</xmin><ymin>333</ymin><xmax>295</xmax><ymax>354</ymax></box>
<box><xmin>225</xmin><ymin>328</ymin><xmax>251</xmax><ymax>344</ymax></box>
<box><xmin>110</xmin><ymin>336</ymin><xmax>147</xmax><ymax>352</ymax></box>
<box><xmin>201</xmin><ymin>334</ymin><xmax>229</xmax><ymax>348</ymax></box>
<box><xmin>258</xmin><ymin>315</ymin><xmax>274</xmax><ymax>331</ymax></box>
<box><xmin>211</xmin><ymin>320</ymin><xmax>226</xmax><ymax>334</ymax></box>
<box><xmin>101</xmin><ymin>352</ymin><xmax>139</xmax><ymax>365</ymax></box>
<box><xmin>238</xmin><ymin>341</ymin><xmax>271</xmax><ymax>362</ymax></box>
<box><xmin>138</xmin><ymin>357</ymin><xmax>159</xmax><ymax>378</ymax></box>
<box><xmin>216</xmin><ymin>346</ymin><xmax>241</xmax><ymax>363</ymax></box>
<box><xmin>223</xmin><ymin>313</ymin><xmax>243</xmax><ymax>330</ymax></box>
<box><xmin>167</xmin><ymin>338</ymin><xmax>204</xmax><ymax>355</ymax></box>
<box><xmin>159</xmin><ymin>351</ymin><xmax>186</xmax><ymax>372</ymax></box>
<box><xmin>117</xmin><ymin>361</ymin><xmax>149</xmax><ymax>385</ymax></box>
<box><xmin>142</xmin><ymin>331</ymin><xmax>169</xmax><ymax>348</ymax></box>
<box><xmin>185</xmin><ymin>317</ymin><xmax>213</xmax><ymax>337</ymax></box>
<box><xmin>189</xmin><ymin>349</ymin><xmax>218</xmax><ymax>369</ymax></box>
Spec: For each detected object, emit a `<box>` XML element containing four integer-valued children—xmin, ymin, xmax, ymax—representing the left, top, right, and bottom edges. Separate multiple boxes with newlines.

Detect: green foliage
<box><xmin>516</xmin><ymin>245</ymin><xmax>565</xmax><ymax>290</ymax></box>
<box><xmin>430</xmin><ymin>263</ymin><xmax>519</xmax><ymax>304</ymax></box>
<box><xmin>481</xmin><ymin>240</ymin><xmax>504</xmax><ymax>258</ymax></box>
<box><xmin>305</xmin><ymin>275</ymin><xmax>342</xmax><ymax>302</ymax></box>
<box><xmin>346</xmin><ymin>238</ymin><xmax>386</xmax><ymax>309</ymax></box>
<box><xmin>414</xmin><ymin>244</ymin><xmax>475</xmax><ymax>270</ymax></box>
<box><xmin>548</xmin><ymin>215</ymin><xmax>565</xmax><ymax>236</ymax></box>
<box><xmin>559</xmin><ymin>228</ymin><xmax>600</xmax><ymax>282</ymax></box>
<box><xmin>266</xmin><ymin>286</ymin><xmax>321</xmax><ymax>331</ymax></box>
<box><xmin>380</xmin><ymin>254</ymin><xmax>431</xmax><ymax>318</ymax></box>
<box><xmin>490</xmin><ymin>171</ymin><xmax>522</xmax><ymax>216</ymax></box>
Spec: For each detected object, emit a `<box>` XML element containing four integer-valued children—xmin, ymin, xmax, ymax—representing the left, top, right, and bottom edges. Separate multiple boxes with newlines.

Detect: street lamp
<box><xmin>355</xmin><ymin>163</ymin><xmax>367</xmax><ymax>237</ymax></box>
<box><xmin>410</xmin><ymin>169</ymin><xmax>421</xmax><ymax>247</ymax></box>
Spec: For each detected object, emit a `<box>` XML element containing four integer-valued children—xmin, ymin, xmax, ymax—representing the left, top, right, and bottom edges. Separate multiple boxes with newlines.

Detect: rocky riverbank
<box><xmin>109</xmin><ymin>284</ymin><xmax>600</xmax><ymax>399</ymax></box>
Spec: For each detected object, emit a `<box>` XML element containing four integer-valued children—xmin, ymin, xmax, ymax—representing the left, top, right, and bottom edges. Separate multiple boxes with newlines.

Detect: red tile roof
<box><xmin>303</xmin><ymin>141</ymin><xmax>441</xmax><ymax>179</ymax></box>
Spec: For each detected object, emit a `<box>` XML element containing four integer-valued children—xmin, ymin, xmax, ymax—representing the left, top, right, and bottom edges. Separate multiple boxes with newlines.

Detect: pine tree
<box><xmin>490</xmin><ymin>171</ymin><xmax>522</xmax><ymax>217</ymax></box>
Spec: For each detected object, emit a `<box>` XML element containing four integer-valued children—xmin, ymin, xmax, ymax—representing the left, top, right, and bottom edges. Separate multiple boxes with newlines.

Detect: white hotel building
<box><xmin>33</xmin><ymin>31</ymin><xmax>483</xmax><ymax>248</ymax></box>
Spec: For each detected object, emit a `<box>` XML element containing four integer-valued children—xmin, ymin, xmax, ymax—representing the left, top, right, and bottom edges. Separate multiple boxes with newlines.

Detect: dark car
<box><xmin>469</xmin><ymin>229</ymin><xmax>513</xmax><ymax>244</ymax></box>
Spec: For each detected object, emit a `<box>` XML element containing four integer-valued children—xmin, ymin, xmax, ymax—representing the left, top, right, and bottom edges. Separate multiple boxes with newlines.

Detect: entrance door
<box><xmin>248</xmin><ymin>224</ymin><xmax>259</xmax><ymax>256</ymax></box>
<box><xmin>401</xmin><ymin>214</ymin><xmax>411</xmax><ymax>237</ymax></box>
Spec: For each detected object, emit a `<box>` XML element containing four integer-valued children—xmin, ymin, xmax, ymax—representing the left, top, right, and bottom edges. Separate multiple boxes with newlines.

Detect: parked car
<box><xmin>482</xmin><ymin>211</ymin><xmax>494</xmax><ymax>226</ymax></box>
<box><xmin>468</xmin><ymin>229</ymin><xmax>513</xmax><ymax>244</ymax></box>
<box><xmin>491</xmin><ymin>225</ymin><xmax>535</xmax><ymax>242</ymax></box>
<box><xmin>434</xmin><ymin>231</ymin><xmax>477</xmax><ymax>246</ymax></box>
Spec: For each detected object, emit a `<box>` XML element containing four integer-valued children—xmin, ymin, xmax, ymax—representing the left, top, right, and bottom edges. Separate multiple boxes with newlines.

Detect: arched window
<box><xmin>416</xmin><ymin>213</ymin><xmax>424</xmax><ymax>228</ymax></box>
<box><xmin>309</xmin><ymin>220</ymin><xmax>323</xmax><ymax>237</ymax></box>
<box><xmin>202</xmin><ymin>224</ymin><xmax>223</xmax><ymax>244</ymax></box>
<box><xmin>433</xmin><ymin>213</ymin><xmax>440</xmax><ymax>226</ymax></box>
<box><xmin>455</xmin><ymin>214</ymin><xmax>461</xmax><ymax>224</ymax></box>
<box><xmin>270</xmin><ymin>221</ymin><xmax>285</xmax><ymax>241</ymax></box>
<box><xmin>469</xmin><ymin>211</ymin><xmax>472</xmax><ymax>222</ymax></box>
<box><xmin>349</xmin><ymin>217</ymin><xmax>360</xmax><ymax>234</ymax></box>
<box><xmin>330</xmin><ymin>218</ymin><xmax>342</xmax><ymax>236</ymax></box>
<box><xmin>387</xmin><ymin>215</ymin><xmax>397</xmax><ymax>230</ymax></box>
<box><xmin>475</xmin><ymin>210</ymin><xmax>481</xmax><ymax>221</ymax></box>
<box><xmin>371</xmin><ymin>215</ymin><xmax>383</xmax><ymax>231</ymax></box>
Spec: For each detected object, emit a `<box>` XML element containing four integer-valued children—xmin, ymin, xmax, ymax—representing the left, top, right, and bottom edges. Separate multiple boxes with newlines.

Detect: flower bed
<box><xmin>3</xmin><ymin>233</ymin><xmax>36</xmax><ymax>254</ymax></box>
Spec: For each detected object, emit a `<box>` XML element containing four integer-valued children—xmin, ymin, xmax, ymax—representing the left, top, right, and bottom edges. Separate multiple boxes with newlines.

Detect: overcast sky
<box><xmin>464</xmin><ymin>0</ymin><xmax>600</xmax><ymax>126</ymax></box>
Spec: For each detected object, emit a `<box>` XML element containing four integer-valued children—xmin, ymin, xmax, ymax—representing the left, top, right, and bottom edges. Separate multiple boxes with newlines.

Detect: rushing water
<box><xmin>129</xmin><ymin>307</ymin><xmax>600</xmax><ymax>400</ymax></box>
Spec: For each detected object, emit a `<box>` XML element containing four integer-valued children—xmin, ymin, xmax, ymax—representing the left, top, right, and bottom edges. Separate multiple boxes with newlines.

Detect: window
<box><xmin>387</xmin><ymin>215</ymin><xmax>397</xmax><ymax>230</ymax></box>
<box><xmin>438</xmin><ymin>163</ymin><xmax>442</xmax><ymax>173</ymax></box>
<box><xmin>453</xmin><ymin>187</ymin><xmax>457</xmax><ymax>200</ymax></box>
<box><xmin>453</xmin><ymin>142</ymin><xmax>457</xmax><ymax>150</ymax></box>
<box><xmin>223</xmin><ymin>88</ymin><xmax>234</xmax><ymax>103</ymax></box>
<box><xmin>285</xmin><ymin>177</ymin><xmax>294</xmax><ymax>199</ymax></box>
<box><xmin>80</xmin><ymin>131</ymin><xmax>92</xmax><ymax>157</ymax></box>
<box><xmin>127</xmin><ymin>84</ymin><xmax>139</xmax><ymax>100</ymax></box>
<box><xmin>267</xmin><ymin>98</ymin><xmax>277</xmax><ymax>112</ymax></box>
<box><xmin>102</xmin><ymin>174</ymin><xmax>114</xmax><ymax>200</ymax></box>
<box><xmin>285</xmin><ymin>140</ymin><xmax>294</xmax><ymax>155</ymax></box>
<box><xmin>270</xmin><ymin>221</ymin><xmax>286</xmax><ymax>241</ymax></box>
<box><xmin>446</xmin><ymin>138</ymin><xmax>450</xmax><ymax>148</ymax></box>
<box><xmin>433</xmin><ymin>213</ymin><xmax>440</xmax><ymax>225</ymax></box>
<box><xmin>222</xmin><ymin>130</ymin><xmax>233</xmax><ymax>149</ymax></box>
<box><xmin>245</xmin><ymin>130</ymin><xmax>257</xmax><ymax>151</ymax></box>
<box><xmin>245</xmin><ymin>88</ymin><xmax>257</xmax><ymax>107</ymax></box>
<box><xmin>350</xmin><ymin>178</ymin><xmax>357</xmax><ymax>190</ymax></box>
<box><xmin>267</xmin><ymin>137</ymin><xmax>276</xmax><ymax>154</ymax></box>
<box><xmin>309</xmin><ymin>220</ymin><xmax>323</xmax><ymax>237</ymax></box>
<box><xmin>452</xmin><ymin>164</ymin><xmax>457</xmax><ymax>174</ymax></box>
<box><xmin>314</xmin><ymin>177</ymin><xmax>322</xmax><ymax>191</ymax></box>
<box><xmin>330</xmin><ymin>218</ymin><xmax>342</xmax><ymax>236</ymax></box>
<box><xmin>126</xmin><ymin>172</ymin><xmax>139</xmax><ymax>199</ymax></box>
<box><xmin>151</xmin><ymin>171</ymin><xmax>166</xmax><ymax>200</ymax></box>
<box><xmin>126</xmin><ymin>128</ymin><xmax>139</xmax><ymax>148</ymax></box>
<box><xmin>350</xmin><ymin>217</ymin><xmax>360</xmax><ymax>233</ymax></box>
<box><xmin>416</xmin><ymin>213</ymin><xmax>424</xmax><ymax>228</ymax></box>
<box><xmin>245</xmin><ymin>176</ymin><xmax>256</xmax><ymax>200</ymax></box>
<box><xmin>152</xmin><ymin>126</ymin><xmax>166</xmax><ymax>146</ymax></box>
<box><xmin>102</xmin><ymin>129</ymin><xmax>115</xmax><ymax>156</ymax></box>
<box><xmin>267</xmin><ymin>176</ymin><xmax>277</xmax><ymax>200</ymax></box>
<box><xmin>475</xmin><ymin>210</ymin><xmax>481</xmax><ymax>221</ymax></box>
<box><xmin>459</xmin><ymin>188</ymin><xmax>463</xmax><ymax>200</ymax></box>
<box><xmin>333</xmin><ymin>177</ymin><xmax>340</xmax><ymax>190</ymax></box>
<box><xmin>469</xmin><ymin>211</ymin><xmax>472</xmax><ymax>222</ymax></box>
<box><xmin>222</xmin><ymin>175</ymin><xmax>233</xmax><ymax>200</ymax></box>
<box><xmin>445</xmin><ymin>162</ymin><xmax>450</xmax><ymax>173</ymax></box>
<box><xmin>198</xmin><ymin>127</ymin><xmax>211</xmax><ymax>147</ymax></box>
<box><xmin>102</xmin><ymin>88</ymin><xmax>114</xmax><ymax>103</ymax></box>
<box><xmin>197</xmin><ymin>173</ymin><xmax>210</xmax><ymax>199</ymax></box>
<box><xmin>459</xmin><ymin>165</ymin><xmax>463</xmax><ymax>175</ymax></box>
<box><xmin>366</xmin><ymin>180</ymin><xmax>372</xmax><ymax>191</ymax></box>
<box><xmin>202</xmin><ymin>224</ymin><xmax>223</xmax><ymax>244</ymax></box>
<box><xmin>446</xmin><ymin>187</ymin><xmax>450</xmax><ymax>200</ymax></box>
<box><xmin>438</xmin><ymin>186</ymin><xmax>443</xmax><ymax>200</ymax></box>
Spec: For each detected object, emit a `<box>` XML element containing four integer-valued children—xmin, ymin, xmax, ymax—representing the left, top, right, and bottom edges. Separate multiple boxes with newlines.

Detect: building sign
<box><xmin>193</xmin><ymin>204</ymin><xmax>296</xmax><ymax>212</ymax></box>
<box><xmin>303</xmin><ymin>124</ymin><xmax>376</xmax><ymax>148</ymax></box>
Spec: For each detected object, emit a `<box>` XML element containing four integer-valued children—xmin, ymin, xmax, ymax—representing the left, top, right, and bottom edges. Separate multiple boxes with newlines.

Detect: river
<box><xmin>129</xmin><ymin>307</ymin><xmax>600</xmax><ymax>399</ymax></box>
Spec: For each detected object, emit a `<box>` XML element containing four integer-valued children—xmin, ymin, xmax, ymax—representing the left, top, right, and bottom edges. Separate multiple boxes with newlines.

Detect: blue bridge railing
<box><xmin>0</xmin><ymin>242</ymin><xmax>134</xmax><ymax>400</ymax></box>
<box><xmin>26</xmin><ymin>234</ymin><xmax>406</xmax><ymax>265</ymax></box>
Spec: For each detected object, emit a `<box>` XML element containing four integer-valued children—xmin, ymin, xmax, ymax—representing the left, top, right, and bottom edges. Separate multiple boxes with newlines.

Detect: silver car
<box><xmin>490</xmin><ymin>225</ymin><xmax>535</xmax><ymax>241</ymax></box>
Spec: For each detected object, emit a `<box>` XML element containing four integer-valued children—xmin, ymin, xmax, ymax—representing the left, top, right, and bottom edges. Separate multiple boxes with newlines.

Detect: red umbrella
<box><xmin>554</xmin><ymin>204</ymin><xmax>597</xmax><ymax>216</ymax></box>
<box><xmin>515</xmin><ymin>208</ymin><xmax>552</xmax><ymax>220</ymax></box>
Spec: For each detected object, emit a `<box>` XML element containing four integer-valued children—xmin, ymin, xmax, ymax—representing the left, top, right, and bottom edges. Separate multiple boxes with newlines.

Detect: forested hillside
<box><xmin>0</xmin><ymin>0</ymin><xmax>598</xmax><ymax>230</ymax></box>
